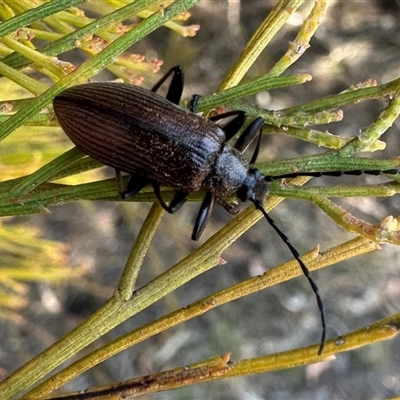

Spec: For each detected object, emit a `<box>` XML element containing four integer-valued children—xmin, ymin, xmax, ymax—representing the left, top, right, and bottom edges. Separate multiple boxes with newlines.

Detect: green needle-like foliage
<box><xmin>0</xmin><ymin>1</ymin><xmax>399</xmax><ymax>399</ymax></box>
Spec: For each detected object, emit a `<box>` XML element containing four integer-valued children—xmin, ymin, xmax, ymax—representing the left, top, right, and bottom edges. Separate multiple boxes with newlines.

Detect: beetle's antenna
<box><xmin>252</xmin><ymin>198</ymin><xmax>326</xmax><ymax>355</ymax></box>
<box><xmin>263</xmin><ymin>168</ymin><xmax>400</xmax><ymax>182</ymax></box>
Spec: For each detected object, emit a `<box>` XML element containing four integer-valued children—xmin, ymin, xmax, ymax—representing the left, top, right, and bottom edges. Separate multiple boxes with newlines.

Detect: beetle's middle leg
<box><xmin>209</xmin><ymin>111</ymin><xmax>247</xmax><ymax>141</ymax></box>
<box><xmin>234</xmin><ymin>117</ymin><xmax>264</xmax><ymax>164</ymax></box>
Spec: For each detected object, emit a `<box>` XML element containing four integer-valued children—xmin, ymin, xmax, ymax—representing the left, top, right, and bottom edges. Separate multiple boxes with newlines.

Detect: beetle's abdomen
<box><xmin>54</xmin><ymin>83</ymin><xmax>226</xmax><ymax>192</ymax></box>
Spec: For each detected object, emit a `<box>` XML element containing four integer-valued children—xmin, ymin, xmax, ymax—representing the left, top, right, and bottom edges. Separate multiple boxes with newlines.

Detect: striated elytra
<box><xmin>54</xmin><ymin>82</ymin><xmax>229</xmax><ymax>194</ymax></box>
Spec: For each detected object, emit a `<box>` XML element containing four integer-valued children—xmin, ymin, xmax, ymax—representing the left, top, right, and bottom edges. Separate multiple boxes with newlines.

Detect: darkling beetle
<box><xmin>54</xmin><ymin>66</ymin><xmax>399</xmax><ymax>355</ymax></box>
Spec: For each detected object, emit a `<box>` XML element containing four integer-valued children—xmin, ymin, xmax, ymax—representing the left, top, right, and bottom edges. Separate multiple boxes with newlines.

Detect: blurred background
<box><xmin>1</xmin><ymin>1</ymin><xmax>400</xmax><ymax>399</ymax></box>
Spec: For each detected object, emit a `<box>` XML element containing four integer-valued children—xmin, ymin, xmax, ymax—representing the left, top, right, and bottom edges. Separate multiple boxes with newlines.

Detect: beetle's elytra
<box><xmin>53</xmin><ymin>66</ymin><xmax>267</xmax><ymax>242</ymax></box>
<box><xmin>54</xmin><ymin>83</ymin><xmax>232</xmax><ymax>194</ymax></box>
<box><xmin>53</xmin><ymin>66</ymin><xmax>399</xmax><ymax>355</ymax></box>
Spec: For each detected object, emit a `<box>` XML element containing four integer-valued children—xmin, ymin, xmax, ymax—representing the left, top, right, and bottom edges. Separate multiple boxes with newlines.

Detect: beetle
<box><xmin>54</xmin><ymin>67</ymin><xmax>274</xmax><ymax>241</ymax></box>
<box><xmin>53</xmin><ymin>66</ymin><xmax>399</xmax><ymax>354</ymax></box>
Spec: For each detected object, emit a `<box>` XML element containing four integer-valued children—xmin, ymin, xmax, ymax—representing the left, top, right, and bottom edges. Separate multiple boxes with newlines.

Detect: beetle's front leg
<box><xmin>217</xmin><ymin>198</ymin><xmax>239</xmax><ymax>215</ymax></box>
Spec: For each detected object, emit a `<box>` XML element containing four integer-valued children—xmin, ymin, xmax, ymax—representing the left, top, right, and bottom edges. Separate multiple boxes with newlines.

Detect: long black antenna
<box><xmin>264</xmin><ymin>168</ymin><xmax>399</xmax><ymax>182</ymax></box>
<box><xmin>252</xmin><ymin>198</ymin><xmax>326</xmax><ymax>355</ymax></box>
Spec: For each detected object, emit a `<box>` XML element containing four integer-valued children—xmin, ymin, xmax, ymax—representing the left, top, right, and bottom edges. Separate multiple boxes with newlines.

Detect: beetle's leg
<box><xmin>168</xmin><ymin>190</ymin><xmax>190</xmax><ymax>213</ymax></box>
<box><xmin>209</xmin><ymin>111</ymin><xmax>247</xmax><ymax>141</ymax></box>
<box><xmin>120</xmin><ymin>172</ymin><xmax>150</xmax><ymax>199</ymax></box>
<box><xmin>234</xmin><ymin>117</ymin><xmax>264</xmax><ymax>164</ymax></box>
<box><xmin>191</xmin><ymin>105</ymin><xmax>246</xmax><ymax>140</ymax></box>
<box><xmin>151</xmin><ymin>182</ymin><xmax>170</xmax><ymax>211</ymax></box>
<box><xmin>208</xmin><ymin>110</ymin><xmax>245</xmax><ymax>123</ymax></box>
<box><xmin>152</xmin><ymin>182</ymin><xmax>189</xmax><ymax>213</ymax></box>
<box><xmin>192</xmin><ymin>191</ymin><xmax>215</xmax><ymax>240</ymax></box>
<box><xmin>217</xmin><ymin>199</ymin><xmax>239</xmax><ymax>215</ymax></box>
<box><xmin>151</xmin><ymin>66</ymin><xmax>183</xmax><ymax>105</ymax></box>
<box><xmin>190</xmin><ymin>99</ymin><xmax>247</xmax><ymax>140</ymax></box>
<box><xmin>165</xmin><ymin>68</ymin><xmax>183</xmax><ymax>105</ymax></box>
<box><xmin>116</xmin><ymin>169</ymin><xmax>124</xmax><ymax>195</ymax></box>
<box><xmin>220</xmin><ymin>112</ymin><xmax>247</xmax><ymax>142</ymax></box>
<box><xmin>189</xmin><ymin>94</ymin><xmax>201</xmax><ymax>112</ymax></box>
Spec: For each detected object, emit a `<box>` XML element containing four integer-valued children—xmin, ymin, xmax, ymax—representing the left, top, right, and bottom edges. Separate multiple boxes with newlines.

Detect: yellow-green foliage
<box><xmin>1</xmin><ymin>1</ymin><xmax>400</xmax><ymax>399</ymax></box>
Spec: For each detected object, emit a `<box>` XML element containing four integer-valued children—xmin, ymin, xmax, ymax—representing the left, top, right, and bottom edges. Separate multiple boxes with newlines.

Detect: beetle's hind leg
<box><xmin>189</xmin><ymin>94</ymin><xmax>201</xmax><ymax>113</ymax></box>
<box><xmin>118</xmin><ymin>171</ymin><xmax>189</xmax><ymax>213</ymax></box>
<box><xmin>117</xmin><ymin>170</ymin><xmax>150</xmax><ymax>200</ymax></box>
<box><xmin>151</xmin><ymin>66</ymin><xmax>183</xmax><ymax>105</ymax></box>
<box><xmin>152</xmin><ymin>182</ymin><xmax>189</xmax><ymax>213</ymax></box>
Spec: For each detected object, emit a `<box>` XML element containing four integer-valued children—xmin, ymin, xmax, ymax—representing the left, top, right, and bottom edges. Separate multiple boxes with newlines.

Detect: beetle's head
<box><xmin>237</xmin><ymin>168</ymin><xmax>268</xmax><ymax>203</ymax></box>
